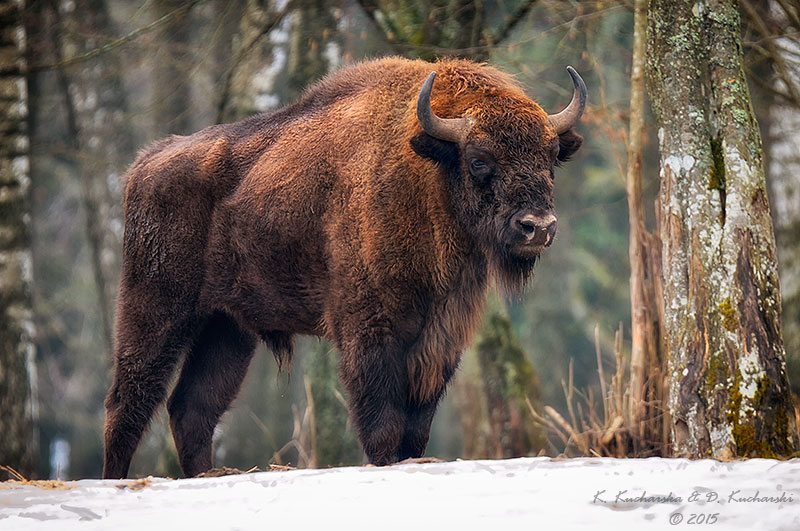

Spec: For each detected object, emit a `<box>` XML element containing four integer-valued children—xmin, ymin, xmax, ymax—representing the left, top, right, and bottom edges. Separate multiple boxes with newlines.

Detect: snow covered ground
<box><xmin>1</xmin><ymin>457</ymin><xmax>799</xmax><ymax>530</ymax></box>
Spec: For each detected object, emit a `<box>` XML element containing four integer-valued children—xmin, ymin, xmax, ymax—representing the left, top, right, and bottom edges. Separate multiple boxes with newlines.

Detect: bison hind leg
<box><xmin>168</xmin><ymin>312</ymin><xmax>256</xmax><ymax>477</ymax></box>
<box><xmin>261</xmin><ymin>331</ymin><xmax>293</xmax><ymax>371</ymax></box>
<box><xmin>103</xmin><ymin>310</ymin><xmax>196</xmax><ymax>479</ymax></box>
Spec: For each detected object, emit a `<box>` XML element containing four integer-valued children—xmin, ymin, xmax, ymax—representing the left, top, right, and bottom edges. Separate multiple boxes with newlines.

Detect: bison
<box><xmin>102</xmin><ymin>56</ymin><xmax>586</xmax><ymax>478</ymax></box>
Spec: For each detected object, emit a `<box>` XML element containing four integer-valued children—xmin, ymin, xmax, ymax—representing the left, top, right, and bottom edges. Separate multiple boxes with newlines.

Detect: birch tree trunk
<box><xmin>0</xmin><ymin>0</ymin><xmax>36</xmax><ymax>476</ymax></box>
<box><xmin>647</xmin><ymin>0</ymin><xmax>798</xmax><ymax>458</ymax></box>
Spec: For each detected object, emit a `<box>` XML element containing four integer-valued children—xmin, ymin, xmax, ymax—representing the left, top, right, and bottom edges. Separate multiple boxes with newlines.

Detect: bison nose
<box><xmin>511</xmin><ymin>212</ymin><xmax>557</xmax><ymax>247</ymax></box>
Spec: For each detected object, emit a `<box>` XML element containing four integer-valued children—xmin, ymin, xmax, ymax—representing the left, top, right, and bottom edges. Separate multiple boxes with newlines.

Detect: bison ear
<box><xmin>557</xmin><ymin>128</ymin><xmax>583</xmax><ymax>163</ymax></box>
<box><xmin>410</xmin><ymin>132</ymin><xmax>460</xmax><ymax>168</ymax></box>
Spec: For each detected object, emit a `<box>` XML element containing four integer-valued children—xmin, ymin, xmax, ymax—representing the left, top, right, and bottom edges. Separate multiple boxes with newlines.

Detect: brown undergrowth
<box><xmin>527</xmin><ymin>324</ymin><xmax>669</xmax><ymax>458</ymax></box>
<box><xmin>0</xmin><ymin>465</ymin><xmax>76</xmax><ymax>490</ymax></box>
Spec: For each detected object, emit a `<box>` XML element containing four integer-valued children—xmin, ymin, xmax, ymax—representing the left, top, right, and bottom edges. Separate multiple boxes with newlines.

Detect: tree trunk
<box><xmin>0</xmin><ymin>0</ymin><xmax>36</xmax><ymax>476</ymax></box>
<box><xmin>647</xmin><ymin>0</ymin><xmax>798</xmax><ymax>458</ymax></box>
<box><xmin>740</xmin><ymin>0</ymin><xmax>800</xmax><ymax>403</ymax></box>
<box><xmin>474</xmin><ymin>296</ymin><xmax>545</xmax><ymax>458</ymax></box>
<box><xmin>626</xmin><ymin>0</ymin><xmax>664</xmax><ymax>447</ymax></box>
<box><xmin>287</xmin><ymin>0</ymin><xmax>337</xmax><ymax>94</ymax></box>
<box><xmin>304</xmin><ymin>339</ymin><xmax>360</xmax><ymax>467</ymax></box>
<box><xmin>216</xmin><ymin>0</ymin><xmax>295</xmax><ymax>123</ymax></box>
<box><xmin>153</xmin><ymin>0</ymin><xmax>192</xmax><ymax>136</ymax></box>
<box><xmin>46</xmin><ymin>0</ymin><xmax>136</xmax><ymax>356</ymax></box>
<box><xmin>768</xmin><ymin>94</ymin><xmax>800</xmax><ymax>402</ymax></box>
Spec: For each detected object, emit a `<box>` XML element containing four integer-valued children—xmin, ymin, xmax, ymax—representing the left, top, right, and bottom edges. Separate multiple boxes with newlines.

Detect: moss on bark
<box><xmin>646</xmin><ymin>0</ymin><xmax>798</xmax><ymax>458</ymax></box>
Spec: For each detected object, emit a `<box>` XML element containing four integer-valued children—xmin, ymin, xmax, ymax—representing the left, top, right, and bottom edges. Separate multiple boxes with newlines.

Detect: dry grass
<box><xmin>527</xmin><ymin>324</ymin><xmax>669</xmax><ymax>458</ymax></box>
<box><xmin>115</xmin><ymin>477</ymin><xmax>154</xmax><ymax>490</ymax></box>
<box><xmin>0</xmin><ymin>465</ymin><xmax>77</xmax><ymax>490</ymax></box>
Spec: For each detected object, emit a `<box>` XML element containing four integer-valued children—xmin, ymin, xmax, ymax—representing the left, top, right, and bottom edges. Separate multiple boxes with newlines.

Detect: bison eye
<box><xmin>551</xmin><ymin>143</ymin><xmax>563</xmax><ymax>168</ymax></box>
<box><xmin>469</xmin><ymin>159</ymin><xmax>492</xmax><ymax>179</ymax></box>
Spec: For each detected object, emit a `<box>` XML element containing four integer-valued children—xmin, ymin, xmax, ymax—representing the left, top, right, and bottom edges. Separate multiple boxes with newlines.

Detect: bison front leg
<box><xmin>397</xmin><ymin>397</ymin><xmax>441</xmax><ymax>461</ymax></box>
<box><xmin>339</xmin><ymin>340</ymin><xmax>408</xmax><ymax>466</ymax></box>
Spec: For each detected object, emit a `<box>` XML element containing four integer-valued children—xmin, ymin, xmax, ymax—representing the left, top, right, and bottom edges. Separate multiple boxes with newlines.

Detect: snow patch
<box><xmin>1</xmin><ymin>458</ymin><xmax>799</xmax><ymax>530</ymax></box>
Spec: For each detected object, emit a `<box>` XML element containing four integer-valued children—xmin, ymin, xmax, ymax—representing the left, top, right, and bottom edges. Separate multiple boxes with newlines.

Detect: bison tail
<box><xmin>262</xmin><ymin>331</ymin><xmax>294</xmax><ymax>372</ymax></box>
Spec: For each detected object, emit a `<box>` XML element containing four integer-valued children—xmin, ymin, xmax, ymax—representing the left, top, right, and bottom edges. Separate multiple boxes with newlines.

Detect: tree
<box><xmin>152</xmin><ymin>0</ymin><xmax>192</xmax><ymax>136</ymax></box>
<box><xmin>647</xmin><ymin>0</ymin><xmax>798</xmax><ymax>458</ymax></box>
<box><xmin>0</xmin><ymin>0</ymin><xmax>37</xmax><ymax>476</ymax></box>
<box><xmin>456</xmin><ymin>296</ymin><xmax>545</xmax><ymax>459</ymax></box>
<box><xmin>475</xmin><ymin>303</ymin><xmax>545</xmax><ymax>458</ymax></box>
<box><xmin>304</xmin><ymin>340</ymin><xmax>361</xmax><ymax>467</ymax></box>
<box><xmin>740</xmin><ymin>0</ymin><xmax>800</xmax><ymax>399</ymax></box>
<box><xmin>625</xmin><ymin>0</ymin><xmax>664</xmax><ymax>448</ymax></box>
<box><xmin>46</xmin><ymin>0</ymin><xmax>136</xmax><ymax>354</ymax></box>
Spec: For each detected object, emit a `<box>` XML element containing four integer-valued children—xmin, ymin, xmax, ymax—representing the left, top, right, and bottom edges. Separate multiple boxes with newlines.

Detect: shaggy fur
<box><xmin>102</xmin><ymin>56</ymin><xmax>583</xmax><ymax>478</ymax></box>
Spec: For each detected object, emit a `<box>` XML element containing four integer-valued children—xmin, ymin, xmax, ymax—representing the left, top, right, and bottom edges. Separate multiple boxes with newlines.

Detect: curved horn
<box><xmin>548</xmin><ymin>66</ymin><xmax>587</xmax><ymax>134</ymax></box>
<box><xmin>416</xmin><ymin>72</ymin><xmax>472</xmax><ymax>143</ymax></box>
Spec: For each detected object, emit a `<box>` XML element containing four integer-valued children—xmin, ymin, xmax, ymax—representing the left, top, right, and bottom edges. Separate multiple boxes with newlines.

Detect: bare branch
<box><xmin>215</xmin><ymin>0</ymin><xmax>297</xmax><ymax>124</ymax></box>
<box><xmin>489</xmin><ymin>0</ymin><xmax>538</xmax><ymax>47</ymax></box>
<box><xmin>741</xmin><ymin>0</ymin><xmax>800</xmax><ymax>105</ymax></box>
<box><xmin>28</xmin><ymin>0</ymin><xmax>209</xmax><ymax>72</ymax></box>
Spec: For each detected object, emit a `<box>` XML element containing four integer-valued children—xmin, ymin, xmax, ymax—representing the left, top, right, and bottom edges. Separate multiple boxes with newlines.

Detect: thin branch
<box><xmin>526</xmin><ymin>397</ymin><xmax>570</xmax><ymax>447</ymax></box>
<box><xmin>488</xmin><ymin>0</ymin><xmax>538</xmax><ymax>48</ymax></box>
<box><xmin>595</xmin><ymin>325</ymin><xmax>608</xmax><ymax>421</ymax></box>
<box><xmin>215</xmin><ymin>0</ymin><xmax>296</xmax><ymax>124</ymax></box>
<box><xmin>304</xmin><ymin>375</ymin><xmax>318</xmax><ymax>469</ymax></box>
<box><xmin>774</xmin><ymin>0</ymin><xmax>800</xmax><ymax>29</ymax></box>
<box><xmin>740</xmin><ymin>0</ymin><xmax>800</xmax><ymax>105</ymax></box>
<box><xmin>27</xmin><ymin>0</ymin><xmax>209</xmax><ymax>72</ymax></box>
<box><xmin>745</xmin><ymin>64</ymin><xmax>800</xmax><ymax>108</ymax></box>
<box><xmin>352</xmin><ymin>0</ymin><xmax>402</xmax><ymax>51</ymax></box>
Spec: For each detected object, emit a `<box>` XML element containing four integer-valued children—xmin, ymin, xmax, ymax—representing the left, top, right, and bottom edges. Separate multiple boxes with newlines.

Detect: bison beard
<box><xmin>102</xmin><ymin>57</ymin><xmax>585</xmax><ymax>478</ymax></box>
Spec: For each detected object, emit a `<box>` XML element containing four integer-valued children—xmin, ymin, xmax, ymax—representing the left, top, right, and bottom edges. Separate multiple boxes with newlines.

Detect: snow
<box><xmin>1</xmin><ymin>457</ymin><xmax>799</xmax><ymax>530</ymax></box>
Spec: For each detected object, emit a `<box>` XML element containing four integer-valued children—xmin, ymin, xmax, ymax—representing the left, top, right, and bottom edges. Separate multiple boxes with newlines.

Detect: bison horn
<box><xmin>548</xmin><ymin>66</ymin><xmax>587</xmax><ymax>134</ymax></box>
<box><xmin>417</xmin><ymin>72</ymin><xmax>473</xmax><ymax>143</ymax></box>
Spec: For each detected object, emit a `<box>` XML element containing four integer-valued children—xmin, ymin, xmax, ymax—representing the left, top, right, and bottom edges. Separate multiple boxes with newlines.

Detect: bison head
<box><xmin>411</xmin><ymin>65</ymin><xmax>586</xmax><ymax>292</ymax></box>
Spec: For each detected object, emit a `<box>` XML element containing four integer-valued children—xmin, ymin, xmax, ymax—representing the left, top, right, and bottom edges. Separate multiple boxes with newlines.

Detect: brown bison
<box><xmin>103</xmin><ymin>56</ymin><xmax>586</xmax><ymax>478</ymax></box>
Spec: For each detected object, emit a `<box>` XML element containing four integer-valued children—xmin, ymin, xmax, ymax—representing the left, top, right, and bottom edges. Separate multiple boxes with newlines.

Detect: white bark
<box><xmin>0</xmin><ymin>0</ymin><xmax>37</xmax><ymax>474</ymax></box>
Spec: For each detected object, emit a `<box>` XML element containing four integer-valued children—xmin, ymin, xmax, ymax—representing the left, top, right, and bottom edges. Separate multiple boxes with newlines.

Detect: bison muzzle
<box><xmin>102</xmin><ymin>57</ymin><xmax>586</xmax><ymax>478</ymax></box>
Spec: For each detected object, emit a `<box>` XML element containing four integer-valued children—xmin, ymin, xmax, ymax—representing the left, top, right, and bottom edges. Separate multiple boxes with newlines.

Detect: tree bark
<box><xmin>475</xmin><ymin>296</ymin><xmax>545</xmax><ymax>458</ymax></box>
<box><xmin>153</xmin><ymin>0</ymin><xmax>192</xmax><ymax>136</ymax></box>
<box><xmin>45</xmin><ymin>0</ymin><xmax>136</xmax><ymax>355</ymax></box>
<box><xmin>626</xmin><ymin>0</ymin><xmax>664</xmax><ymax>445</ymax></box>
<box><xmin>741</xmin><ymin>0</ymin><xmax>800</xmax><ymax>404</ymax></box>
<box><xmin>0</xmin><ymin>0</ymin><xmax>36</xmax><ymax>476</ymax></box>
<box><xmin>305</xmin><ymin>339</ymin><xmax>360</xmax><ymax>466</ymax></box>
<box><xmin>647</xmin><ymin>0</ymin><xmax>798</xmax><ymax>458</ymax></box>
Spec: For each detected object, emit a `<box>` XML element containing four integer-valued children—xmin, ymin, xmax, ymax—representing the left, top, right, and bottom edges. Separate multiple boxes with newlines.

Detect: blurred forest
<box><xmin>4</xmin><ymin>0</ymin><xmax>799</xmax><ymax>478</ymax></box>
